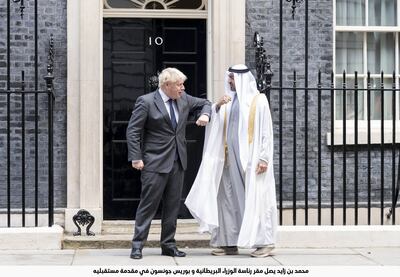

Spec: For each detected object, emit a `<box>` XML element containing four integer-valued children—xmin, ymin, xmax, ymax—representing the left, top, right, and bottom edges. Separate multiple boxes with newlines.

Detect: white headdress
<box><xmin>225</xmin><ymin>64</ymin><xmax>260</xmax><ymax>170</ymax></box>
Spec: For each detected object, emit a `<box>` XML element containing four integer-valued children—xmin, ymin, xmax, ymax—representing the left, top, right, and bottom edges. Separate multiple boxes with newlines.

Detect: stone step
<box><xmin>101</xmin><ymin>219</ymin><xmax>200</xmax><ymax>235</ymax></box>
<box><xmin>62</xmin><ymin>233</ymin><xmax>211</xmax><ymax>249</ymax></box>
<box><xmin>62</xmin><ymin>224</ymin><xmax>400</xmax><ymax>249</ymax></box>
<box><xmin>63</xmin><ymin>220</ymin><xmax>210</xmax><ymax>249</ymax></box>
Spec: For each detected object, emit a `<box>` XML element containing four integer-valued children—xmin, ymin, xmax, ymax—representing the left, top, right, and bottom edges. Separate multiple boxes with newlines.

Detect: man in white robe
<box><xmin>185</xmin><ymin>64</ymin><xmax>278</xmax><ymax>257</ymax></box>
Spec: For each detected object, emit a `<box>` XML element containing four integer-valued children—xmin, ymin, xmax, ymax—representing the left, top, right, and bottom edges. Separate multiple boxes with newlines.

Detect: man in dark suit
<box><xmin>126</xmin><ymin>67</ymin><xmax>211</xmax><ymax>259</ymax></box>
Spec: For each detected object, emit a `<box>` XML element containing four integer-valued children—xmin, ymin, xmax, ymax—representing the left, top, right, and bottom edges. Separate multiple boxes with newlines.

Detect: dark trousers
<box><xmin>132</xmin><ymin>160</ymin><xmax>184</xmax><ymax>249</ymax></box>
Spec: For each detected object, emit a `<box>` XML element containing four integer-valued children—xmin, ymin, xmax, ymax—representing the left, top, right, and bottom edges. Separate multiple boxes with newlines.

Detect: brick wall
<box><xmin>0</xmin><ymin>0</ymin><xmax>67</xmax><ymax>210</ymax></box>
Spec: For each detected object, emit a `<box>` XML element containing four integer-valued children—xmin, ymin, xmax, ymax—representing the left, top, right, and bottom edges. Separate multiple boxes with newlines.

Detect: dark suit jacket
<box><xmin>126</xmin><ymin>90</ymin><xmax>211</xmax><ymax>173</ymax></box>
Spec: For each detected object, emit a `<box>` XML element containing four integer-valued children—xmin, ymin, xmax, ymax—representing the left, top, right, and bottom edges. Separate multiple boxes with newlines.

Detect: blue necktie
<box><xmin>168</xmin><ymin>99</ymin><xmax>177</xmax><ymax>130</ymax></box>
<box><xmin>168</xmin><ymin>99</ymin><xmax>179</xmax><ymax>161</ymax></box>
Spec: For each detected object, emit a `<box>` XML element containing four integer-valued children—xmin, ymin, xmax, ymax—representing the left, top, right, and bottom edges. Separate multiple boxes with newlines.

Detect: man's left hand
<box><xmin>256</xmin><ymin>160</ymin><xmax>268</xmax><ymax>175</ymax></box>
<box><xmin>196</xmin><ymin>114</ymin><xmax>209</xmax><ymax>126</ymax></box>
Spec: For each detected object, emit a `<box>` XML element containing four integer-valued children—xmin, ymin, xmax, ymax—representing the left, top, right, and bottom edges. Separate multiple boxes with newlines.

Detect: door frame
<box><xmin>65</xmin><ymin>0</ymin><xmax>245</xmax><ymax>234</ymax></box>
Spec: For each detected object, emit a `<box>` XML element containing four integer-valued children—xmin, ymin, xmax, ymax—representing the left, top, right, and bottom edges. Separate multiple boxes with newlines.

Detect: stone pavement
<box><xmin>0</xmin><ymin>247</ymin><xmax>399</xmax><ymax>277</ymax></box>
<box><xmin>0</xmin><ymin>246</ymin><xmax>399</xmax><ymax>266</ymax></box>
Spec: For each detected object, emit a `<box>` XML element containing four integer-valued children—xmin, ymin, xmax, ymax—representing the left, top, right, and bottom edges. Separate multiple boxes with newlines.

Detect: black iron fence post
<box><xmin>44</xmin><ymin>35</ymin><xmax>55</xmax><ymax>227</ymax></box>
<box><xmin>330</xmin><ymin>72</ymin><xmax>335</xmax><ymax>225</ymax></box>
<box><xmin>367</xmin><ymin>72</ymin><xmax>372</xmax><ymax>225</ymax></box>
<box><xmin>354</xmin><ymin>71</ymin><xmax>359</xmax><ymax>225</ymax></box>
<box><xmin>253</xmin><ymin>32</ymin><xmax>273</xmax><ymax>101</ymax></box>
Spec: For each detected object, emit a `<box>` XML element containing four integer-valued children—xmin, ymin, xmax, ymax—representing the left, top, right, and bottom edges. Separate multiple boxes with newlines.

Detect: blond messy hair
<box><xmin>158</xmin><ymin>67</ymin><xmax>187</xmax><ymax>88</ymax></box>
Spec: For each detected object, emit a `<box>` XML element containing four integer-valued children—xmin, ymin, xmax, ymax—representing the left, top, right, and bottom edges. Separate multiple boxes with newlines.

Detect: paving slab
<box><xmin>172</xmin><ymin>248</ymin><xmax>281</xmax><ymax>266</ymax></box>
<box><xmin>352</xmin><ymin>247</ymin><xmax>400</xmax><ymax>266</ymax></box>
<box><xmin>72</xmin><ymin>249</ymin><xmax>176</xmax><ymax>266</ymax></box>
<box><xmin>272</xmin><ymin>251</ymin><xmax>378</xmax><ymax>266</ymax></box>
<box><xmin>0</xmin><ymin>250</ymin><xmax>75</xmax><ymax>265</ymax></box>
<box><xmin>270</xmin><ymin>248</ymin><xmax>357</xmax><ymax>255</ymax></box>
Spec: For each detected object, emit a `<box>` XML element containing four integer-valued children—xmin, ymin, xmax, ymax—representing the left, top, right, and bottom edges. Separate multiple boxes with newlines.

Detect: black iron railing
<box><xmin>256</xmin><ymin>66</ymin><xmax>400</xmax><ymax>225</ymax></box>
<box><xmin>253</xmin><ymin>0</ymin><xmax>400</xmax><ymax>226</ymax></box>
<box><xmin>1</xmin><ymin>0</ymin><xmax>55</xmax><ymax>228</ymax></box>
<box><xmin>271</xmin><ymin>70</ymin><xmax>399</xmax><ymax>225</ymax></box>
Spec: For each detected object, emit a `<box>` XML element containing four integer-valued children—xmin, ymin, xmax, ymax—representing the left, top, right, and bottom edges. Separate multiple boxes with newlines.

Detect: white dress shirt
<box><xmin>159</xmin><ymin>89</ymin><xmax>179</xmax><ymax>123</ymax></box>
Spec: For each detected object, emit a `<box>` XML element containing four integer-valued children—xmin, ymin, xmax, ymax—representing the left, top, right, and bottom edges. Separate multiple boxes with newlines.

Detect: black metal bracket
<box><xmin>12</xmin><ymin>0</ymin><xmax>25</xmax><ymax>19</ymax></box>
<box><xmin>44</xmin><ymin>35</ymin><xmax>55</xmax><ymax>99</ymax></box>
<box><xmin>72</xmin><ymin>209</ymin><xmax>95</xmax><ymax>236</ymax></box>
<box><xmin>286</xmin><ymin>0</ymin><xmax>304</xmax><ymax>20</ymax></box>
<box><xmin>148</xmin><ymin>72</ymin><xmax>160</xmax><ymax>92</ymax></box>
<box><xmin>253</xmin><ymin>32</ymin><xmax>273</xmax><ymax>99</ymax></box>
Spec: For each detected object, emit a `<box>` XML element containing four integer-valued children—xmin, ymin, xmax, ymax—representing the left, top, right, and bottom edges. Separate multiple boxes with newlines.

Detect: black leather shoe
<box><xmin>130</xmin><ymin>248</ymin><xmax>142</xmax><ymax>259</ymax></box>
<box><xmin>161</xmin><ymin>247</ymin><xmax>186</xmax><ymax>257</ymax></box>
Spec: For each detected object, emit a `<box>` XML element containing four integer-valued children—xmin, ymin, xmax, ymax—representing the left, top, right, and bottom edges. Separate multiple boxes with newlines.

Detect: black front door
<box><xmin>103</xmin><ymin>18</ymin><xmax>207</xmax><ymax>220</ymax></box>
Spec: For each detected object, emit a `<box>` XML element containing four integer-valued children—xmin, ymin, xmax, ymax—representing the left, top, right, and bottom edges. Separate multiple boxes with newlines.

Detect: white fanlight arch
<box><xmin>104</xmin><ymin>0</ymin><xmax>207</xmax><ymax>10</ymax></box>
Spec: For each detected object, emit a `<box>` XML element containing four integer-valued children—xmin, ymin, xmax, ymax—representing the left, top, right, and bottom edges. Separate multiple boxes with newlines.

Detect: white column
<box><xmin>66</xmin><ymin>0</ymin><xmax>80</xmax><ymax>210</ymax></box>
<box><xmin>211</xmin><ymin>0</ymin><xmax>246</xmax><ymax>101</ymax></box>
<box><xmin>65</xmin><ymin>0</ymin><xmax>103</xmax><ymax>234</ymax></box>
